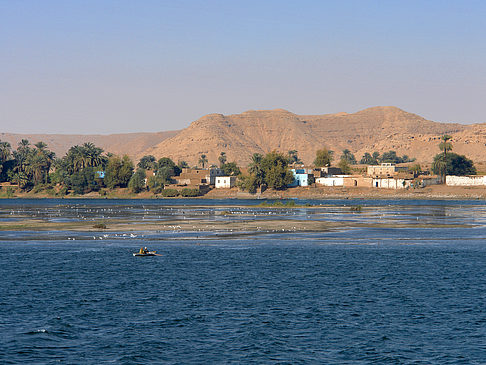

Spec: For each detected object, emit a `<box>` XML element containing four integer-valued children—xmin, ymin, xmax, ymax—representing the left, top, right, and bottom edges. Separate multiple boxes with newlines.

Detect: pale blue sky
<box><xmin>1</xmin><ymin>0</ymin><xmax>485</xmax><ymax>134</ymax></box>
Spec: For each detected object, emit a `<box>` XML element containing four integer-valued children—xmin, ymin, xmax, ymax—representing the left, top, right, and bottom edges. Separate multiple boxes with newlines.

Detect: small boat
<box><xmin>133</xmin><ymin>251</ymin><xmax>160</xmax><ymax>257</ymax></box>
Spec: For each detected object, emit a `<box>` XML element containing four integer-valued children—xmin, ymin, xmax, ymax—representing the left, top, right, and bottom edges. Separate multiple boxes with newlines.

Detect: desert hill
<box><xmin>146</xmin><ymin>106</ymin><xmax>481</xmax><ymax>166</ymax></box>
<box><xmin>2</xmin><ymin>106</ymin><xmax>485</xmax><ymax>168</ymax></box>
<box><xmin>0</xmin><ymin>130</ymin><xmax>179</xmax><ymax>160</ymax></box>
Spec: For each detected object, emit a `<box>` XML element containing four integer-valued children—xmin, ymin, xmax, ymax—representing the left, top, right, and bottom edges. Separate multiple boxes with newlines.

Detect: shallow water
<box><xmin>1</xmin><ymin>198</ymin><xmax>486</xmax><ymax>363</ymax></box>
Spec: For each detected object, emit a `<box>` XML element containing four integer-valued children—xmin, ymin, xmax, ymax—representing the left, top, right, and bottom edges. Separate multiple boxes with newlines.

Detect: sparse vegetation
<box><xmin>258</xmin><ymin>200</ymin><xmax>297</xmax><ymax>207</ymax></box>
<box><xmin>350</xmin><ymin>205</ymin><xmax>363</xmax><ymax>212</ymax></box>
<box><xmin>160</xmin><ymin>189</ymin><xmax>179</xmax><ymax>197</ymax></box>
<box><xmin>314</xmin><ymin>148</ymin><xmax>333</xmax><ymax>167</ymax></box>
<box><xmin>180</xmin><ymin>188</ymin><xmax>200</xmax><ymax>197</ymax></box>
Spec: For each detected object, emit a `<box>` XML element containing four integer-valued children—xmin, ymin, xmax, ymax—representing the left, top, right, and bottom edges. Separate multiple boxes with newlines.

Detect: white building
<box><xmin>372</xmin><ymin>178</ymin><xmax>411</xmax><ymax>189</ymax></box>
<box><xmin>446</xmin><ymin>175</ymin><xmax>486</xmax><ymax>186</ymax></box>
<box><xmin>315</xmin><ymin>176</ymin><xmax>344</xmax><ymax>186</ymax></box>
<box><xmin>215</xmin><ymin>176</ymin><xmax>237</xmax><ymax>188</ymax></box>
<box><xmin>209</xmin><ymin>168</ymin><xmax>225</xmax><ymax>185</ymax></box>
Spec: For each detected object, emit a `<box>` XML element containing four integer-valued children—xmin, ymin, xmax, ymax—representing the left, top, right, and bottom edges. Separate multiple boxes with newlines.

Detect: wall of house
<box><xmin>315</xmin><ymin>177</ymin><xmax>344</xmax><ymax>186</ymax></box>
<box><xmin>367</xmin><ymin>164</ymin><xmax>396</xmax><ymax>176</ymax></box>
<box><xmin>372</xmin><ymin>178</ymin><xmax>411</xmax><ymax>189</ymax></box>
<box><xmin>343</xmin><ymin>176</ymin><xmax>373</xmax><ymax>187</ymax></box>
<box><xmin>215</xmin><ymin>176</ymin><xmax>236</xmax><ymax>188</ymax></box>
<box><xmin>446</xmin><ymin>175</ymin><xmax>486</xmax><ymax>186</ymax></box>
<box><xmin>419</xmin><ymin>177</ymin><xmax>441</xmax><ymax>187</ymax></box>
<box><xmin>289</xmin><ymin>169</ymin><xmax>312</xmax><ymax>187</ymax></box>
<box><xmin>209</xmin><ymin>168</ymin><xmax>224</xmax><ymax>185</ymax></box>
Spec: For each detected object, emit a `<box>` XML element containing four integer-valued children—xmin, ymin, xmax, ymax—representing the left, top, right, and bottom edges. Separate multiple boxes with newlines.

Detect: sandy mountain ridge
<box><xmin>146</xmin><ymin>106</ymin><xmax>480</xmax><ymax>166</ymax></box>
<box><xmin>2</xmin><ymin>106</ymin><xmax>485</xmax><ymax>167</ymax></box>
<box><xmin>0</xmin><ymin>131</ymin><xmax>179</xmax><ymax>161</ymax></box>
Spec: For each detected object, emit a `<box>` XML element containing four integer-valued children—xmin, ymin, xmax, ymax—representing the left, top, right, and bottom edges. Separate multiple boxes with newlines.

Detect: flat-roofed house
<box><xmin>215</xmin><ymin>176</ymin><xmax>237</xmax><ymax>188</ymax></box>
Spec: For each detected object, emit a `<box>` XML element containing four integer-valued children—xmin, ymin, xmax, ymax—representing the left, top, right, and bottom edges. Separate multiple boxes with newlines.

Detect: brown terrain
<box><xmin>0</xmin><ymin>131</ymin><xmax>179</xmax><ymax>161</ymax></box>
<box><xmin>145</xmin><ymin>106</ymin><xmax>484</xmax><ymax>167</ymax></box>
<box><xmin>2</xmin><ymin>106</ymin><xmax>485</xmax><ymax>168</ymax></box>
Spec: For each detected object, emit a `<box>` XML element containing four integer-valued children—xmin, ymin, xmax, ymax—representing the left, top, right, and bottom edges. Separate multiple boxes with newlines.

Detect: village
<box><xmin>148</xmin><ymin>162</ymin><xmax>483</xmax><ymax>196</ymax></box>
<box><xmin>0</xmin><ymin>135</ymin><xmax>483</xmax><ymax>198</ymax></box>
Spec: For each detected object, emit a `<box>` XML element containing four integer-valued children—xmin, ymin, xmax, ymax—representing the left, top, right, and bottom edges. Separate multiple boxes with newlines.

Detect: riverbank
<box><xmin>205</xmin><ymin>185</ymin><xmax>486</xmax><ymax>200</ymax></box>
<box><xmin>1</xmin><ymin>184</ymin><xmax>486</xmax><ymax>200</ymax></box>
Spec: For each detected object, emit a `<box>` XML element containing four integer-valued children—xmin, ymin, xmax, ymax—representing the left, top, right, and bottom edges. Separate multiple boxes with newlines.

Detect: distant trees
<box><xmin>431</xmin><ymin>136</ymin><xmax>476</xmax><ymax>179</ymax></box>
<box><xmin>409</xmin><ymin>164</ymin><xmax>422</xmax><ymax>178</ymax></box>
<box><xmin>137</xmin><ymin>155</ymin><xmax>156</xmax><ymax>170</ymax></box>
<box><xmin>198</xmin><ymin>154</ymin><xmax>208</xmax><ymax>168</ymax></box>
<box><xmin>218</xmin><ymin>152</ymin><xmax>227</xmax><ymax>167</ymax></box>
<box><xmin>287</xmin><ymin>150</ymin><xmax>302</xmax><ymax>164</ymax></box>
<box><xmin>0</xmin><ymin>140</ymin><xmax>12</xmax><ymax>182</ymax></box>
<box><xmin>340</xmin><ymin>149</ymin><xmax>357</xmax><ymax>165</ymax></box>
<box><xmin>129</xmin><ymin>168</ymin><xmax>147</xmax><ymax>193</ymax></box>
<box><xmin>338</xmin><ymin>158</ymin><xmax>352</xmax><ymax>174</ymax></box>
<box><xmin>359</xmin><ymin>151</ymin><xmax>415</xmax><ymax>165</ymax></box>
<box><xmin>432</xmin><ymin>153</ymin><xmax>476</xmax><ymax>177</ymax></box>
<box><xmin>156</xmin><ymin>157</ymin><xmax>181</xmax><ymax>183</ymax></box>
<box><xmin>239</xmin><ymin>151</ymin><xmax>293</xmax><ymax>192</ymax></box>
<box><xmin>104</xmin><ymin>155</ymin><xmax>134</xmax><ymax>189</ymax></box>
<box><xmin>360</xmin><ymin>152</ymin><xmax>377</xmax><ymax>165</ymax></box>
<box><xmin>314</xmin><ymin>148</ymin><xmax>333</xmax><ymax>167</ymax></box>
<box><xmin>221</xmin><ymin>162</ymin><xmax>241</xmax><ymax>176</ymax></box>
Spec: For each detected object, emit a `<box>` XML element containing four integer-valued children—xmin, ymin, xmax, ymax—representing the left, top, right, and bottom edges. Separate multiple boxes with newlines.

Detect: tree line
<box><xmin>0</xmin><ymin>136</ymin><xmax>478</xmax><ymax>196</ymax></box>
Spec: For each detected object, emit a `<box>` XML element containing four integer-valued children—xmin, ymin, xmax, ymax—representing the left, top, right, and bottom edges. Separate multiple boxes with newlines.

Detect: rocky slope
<box><xmin>146</xmin><ymin>106</ymin><xmax>481</xmax><ymax>166</ymax></box>
<box><xmin>3</xmin><ymin>106</ymin><xmax>485</xmax><ymax>167</ymax></box>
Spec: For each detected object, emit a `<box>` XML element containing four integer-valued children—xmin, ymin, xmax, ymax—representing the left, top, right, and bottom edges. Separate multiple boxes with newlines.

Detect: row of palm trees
<box><xmin>0</xmin><ymin>139</ymin><xmax>108</xmax><ymax>189</ymax></box>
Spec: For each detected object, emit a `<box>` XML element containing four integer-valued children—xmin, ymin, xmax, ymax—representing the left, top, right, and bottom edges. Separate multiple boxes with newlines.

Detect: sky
<box><xmin>1</xmin><ymin>0</ymin><xmax>486</xmax><ymax>134</ymax></box>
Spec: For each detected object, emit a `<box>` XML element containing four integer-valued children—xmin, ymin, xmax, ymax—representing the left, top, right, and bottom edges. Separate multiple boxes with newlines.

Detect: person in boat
<box><xmin>138</xmin><ymin>247</ymin><xmax>145</xmax><ymax>254</ymax></box>
<box><xmin>144</xmin><ymin>247</ymin><xmax>149</xmax><ymax>254</ymax></box>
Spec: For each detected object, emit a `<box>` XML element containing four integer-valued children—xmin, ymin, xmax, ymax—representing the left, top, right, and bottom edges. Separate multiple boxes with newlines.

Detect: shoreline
<box><xmin>1</xmin><ymin>185</ymin><xmax>486</xmax><ymax>201</ymax></box>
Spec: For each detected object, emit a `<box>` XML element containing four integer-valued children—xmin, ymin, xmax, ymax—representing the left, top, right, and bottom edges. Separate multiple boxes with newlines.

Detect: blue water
<box><xmin>1</xmin><ymin>199</ymin><xmax>486</xmax><ymax>364</ymax></box>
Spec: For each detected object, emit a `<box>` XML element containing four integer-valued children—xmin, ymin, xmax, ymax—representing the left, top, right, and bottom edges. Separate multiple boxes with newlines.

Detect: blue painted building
<box><xmin>289</xmin><ymin>168</ymin><xmax>313</xmax><ymax>187</ymax></box>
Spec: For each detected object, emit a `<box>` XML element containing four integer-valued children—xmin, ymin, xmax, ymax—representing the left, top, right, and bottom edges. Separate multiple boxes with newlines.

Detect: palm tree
<box><xmin>0</xmin><ymin>141</ymin><xmax>11</xmax><ymax>163</ymax></box>
<box><xmin>27</xmin><ymin>141</ymin><xmax>56</xmax><ymax>185</ymax></box>
<box><xmin>287</xmin><ymin>150</ymin><xmax>302</xmax><ymax>164</ymax></box>
<box><xmin>439</xmin><ymin>135</ymin><xmax>452</xmax><ymax>159</ymax></box>
<box><xmin>27</xmin><ymin>153</ymin><xmax>46</xmax><ymax>185</ymax></box>
<box><xmin>14</xmin><ymin>139</ymin><xmax>32</xmax><ymax>175</ymax></box>
<box><xmin>438</xmin><ymin>135</ymin><xmax>453</xmax><ymax>182</ymax></box>
<box><xmin>218</xmin><ymin>152</ymin><xmax>227</xmax><ymax>167</ymax></box>
<box><xmin>18</xmin><ymin>139</ymin><xmax>30</xmax><ymax>149</ymax></box>
<box><xmin>341</xmin><ymin>149</ymin><xmax>357</xmax><ymax>165</ymax></box>
<box><xmin>199</xmin><ymin>154</ymin><xmax>208</xmax><ymax>168</ymax></box>
<box><xmin>248</xmin><ymin>153</ymin><xmax>264</xmax><ymax>186</ymax></box>
<box><xmin>34</xmin><ymin>141</ymin><xmax>47</xmax><ymax>151</ymax></box>
<box><xmin>70</xmin><ymin>145</ymin><xmax>85</xmax><ymax>172</ymax></box>
<box><xmin>82</xmin><ymin>142</ymin><xmax>104</xmax><ymax>168</ymax></box>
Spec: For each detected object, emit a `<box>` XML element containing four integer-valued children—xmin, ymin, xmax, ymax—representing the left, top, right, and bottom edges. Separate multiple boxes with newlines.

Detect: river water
<box><xmin>1</xmin><ymin>198</ymin><xmax>486</xmax><ymax>364</ymax></box>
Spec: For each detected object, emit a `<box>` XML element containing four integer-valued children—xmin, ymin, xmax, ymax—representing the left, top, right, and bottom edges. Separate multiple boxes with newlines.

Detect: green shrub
<box><xmin>160</xmin><ymin>189</ymin><xmax>179</xmax><ymax>197</ymax></box>
<box><xmin>57</xmin><ymin>186</ymin><xmax>69</xmax><ymax>196</ymax></box>
<box><xmin>93</xmin><ymin>222</ymin><xmax>107</xmax><ymax>229</ymax></box>
<box><xmin>180</xmin><ymin>188</ymin><xmax>200</xmax><ymax>197</ymax></box>
<box><xmin>32</xmin><ymin>184</ymin><xmax>47</xmax><ymax>194</ymax></box>
<box><xmin>0</xmin><ymin>186</ymin><xmax>15</xmax><ymax>198</ymax></box>
<box><xmin>350</xmin><ymin>205</ymin><xmax>363</xmax><ymax>212</ymax></box>
<box><xmin>258</xmin><ymin>200</ymin><xmax>296</xmax><ymax>207</ymax></box>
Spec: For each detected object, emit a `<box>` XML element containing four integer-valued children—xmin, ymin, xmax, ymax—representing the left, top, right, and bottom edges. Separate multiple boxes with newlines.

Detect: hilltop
<box><xmin>145</xmin><ymin>106</ymin><xmax>478</xmax><ymax>166</ymax></box>
<box><xmin>0</xmin><ymin>131</ymin><xmax>179</xmax><ymax>160</ymax></box>
<box><xmin>3</xmin><ymin>106</ymin><xmax>486</xmax><ymax>167</ymax></box>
